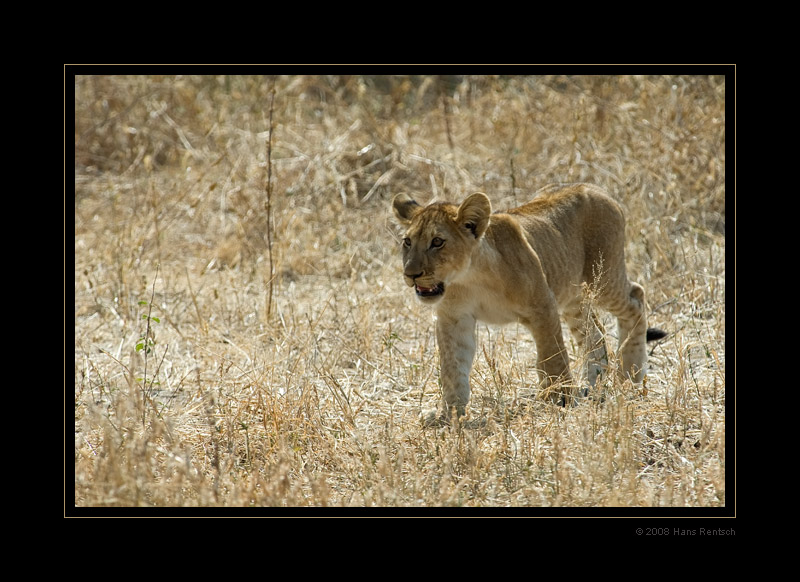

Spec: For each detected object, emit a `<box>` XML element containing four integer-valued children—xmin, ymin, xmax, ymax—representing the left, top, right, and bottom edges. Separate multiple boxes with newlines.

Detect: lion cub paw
<box><xmin>421</xmin><ymin>409</ymin><xmax>448</xmax><ymax>428</ymax></box>
<box><xmin>420</xmin><ymin>409</ymin><xmax>487</xmax><ymax>429</ymax></box>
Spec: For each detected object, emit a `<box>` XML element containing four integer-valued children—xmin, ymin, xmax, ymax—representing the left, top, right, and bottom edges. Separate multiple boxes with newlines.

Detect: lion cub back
<box><xmin>503</xmin><ymin>183</ymin><xmax>629</xmax><ymax>303</ymax></box>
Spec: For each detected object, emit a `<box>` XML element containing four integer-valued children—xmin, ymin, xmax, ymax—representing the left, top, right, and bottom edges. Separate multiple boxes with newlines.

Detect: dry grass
<box><xmin>72</xmin><ymin>73</ymin><xmax>727</xmax><ymax>511</ymax></box>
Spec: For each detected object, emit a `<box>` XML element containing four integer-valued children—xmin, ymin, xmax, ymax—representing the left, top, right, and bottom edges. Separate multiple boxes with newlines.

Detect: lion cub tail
<box><xmin>646</xmin><ymin>328</ymin><xmax>668</xmax><ymax>342</ymax></box>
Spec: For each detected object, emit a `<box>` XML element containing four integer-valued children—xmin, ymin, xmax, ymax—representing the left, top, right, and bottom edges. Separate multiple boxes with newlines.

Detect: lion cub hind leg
<box><xmin>563</xmin><ymin>298</ymin><xmax>609</xmax><ymax>396</ymax></box>
<box><xmin>607</xmin><ymin>282</ymin><xmax>649</xmax><ymax>384</ymax></box>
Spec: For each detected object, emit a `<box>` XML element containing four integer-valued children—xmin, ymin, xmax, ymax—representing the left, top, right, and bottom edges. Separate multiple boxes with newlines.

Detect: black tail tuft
<box><xmin>646</xmin><ymin>327</ymin><xmax>668</xmax><ymax>342</ymax></box>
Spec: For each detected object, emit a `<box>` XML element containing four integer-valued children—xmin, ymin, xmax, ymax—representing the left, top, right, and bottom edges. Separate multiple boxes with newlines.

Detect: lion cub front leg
<box><xmin>523</xmin><ymin>307</ymin><xmax>575</xmax><ymax>405</ymax></box>
<box><xmin>434</xmin><ymin>312</ymin><xmax>476</xmax><ymax>420</ymax></box>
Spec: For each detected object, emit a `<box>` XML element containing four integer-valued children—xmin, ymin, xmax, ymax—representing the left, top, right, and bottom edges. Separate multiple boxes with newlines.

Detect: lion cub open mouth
<box><xmin>415</xmin><ymin>282</ymin><xmax>444</xmax><ymax>298</ymax></box>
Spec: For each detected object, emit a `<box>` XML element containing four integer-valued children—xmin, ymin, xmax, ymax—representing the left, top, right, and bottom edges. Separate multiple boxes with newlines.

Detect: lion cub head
<box><xmin>392</xmin><ymin>192</ymin><xmax>492</xmax><ymax>304</ymax></box>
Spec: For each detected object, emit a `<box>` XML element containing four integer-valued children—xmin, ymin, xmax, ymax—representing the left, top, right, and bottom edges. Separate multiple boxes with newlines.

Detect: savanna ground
<box><xmin>72</xmin><ymin>73</ymin><xmax>729</xmax><ymax>512</ymax></box>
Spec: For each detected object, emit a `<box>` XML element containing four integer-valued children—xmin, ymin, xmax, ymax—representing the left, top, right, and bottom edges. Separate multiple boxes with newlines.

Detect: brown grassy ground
<box><xmin>72</xmin><ymin>74</ymin><xmax>727</xmax><ymax>510</ymax></box>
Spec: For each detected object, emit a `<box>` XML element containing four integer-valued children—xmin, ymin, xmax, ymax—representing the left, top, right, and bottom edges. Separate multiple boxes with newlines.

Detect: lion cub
<box><xmin>392</xmin><ymin>183</ymin><xmax>664</xmax><ymax>421</ymax></box>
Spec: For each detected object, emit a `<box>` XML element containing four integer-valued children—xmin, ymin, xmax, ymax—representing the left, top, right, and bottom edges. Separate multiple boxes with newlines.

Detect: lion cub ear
<box><xmin>392</xmin><ymin>193</ymin><xmax>421</xmax><ymax>225</ymax></box>
<box><xmin>457</xmin><ymin>192</ymin><xmax>491</xmax><ymax>239</ymax></box>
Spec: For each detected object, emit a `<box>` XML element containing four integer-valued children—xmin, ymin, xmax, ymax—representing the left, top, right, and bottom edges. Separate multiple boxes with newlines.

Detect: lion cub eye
<box><xmin>430</xmin><ymin>237</ymin><xmax>444</xmax><ymax>249</ymax></box>
<box><xmin>402</xmin><ymin>237</ymin><xmax>412</xmax><ymax>248</ymax></box>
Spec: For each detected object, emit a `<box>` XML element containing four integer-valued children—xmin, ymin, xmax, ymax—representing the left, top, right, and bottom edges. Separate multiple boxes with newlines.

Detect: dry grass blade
<box><xmin>73</xmin><ymin>73</ymin><xmax>727</xmax><ymax>510</ymax></box>
<box><xmin>264</xmin><ymin>77</ymin><xmax>276</xmax><ymax>319</ymax></box>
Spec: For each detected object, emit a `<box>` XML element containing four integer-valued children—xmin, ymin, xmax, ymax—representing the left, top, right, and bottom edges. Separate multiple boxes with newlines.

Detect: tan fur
<box><xmin>392</xmin><ymin>183</ymin><xmax>652</xmax><ymax>420</ymax></box>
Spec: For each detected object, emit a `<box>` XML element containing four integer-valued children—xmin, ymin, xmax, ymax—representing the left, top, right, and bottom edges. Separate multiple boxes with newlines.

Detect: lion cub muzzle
<box><xmin>414</xmin><ymin>280</ymin><xmax>445</xmax><ymax>300</ymax></box>
<box><xmin>404</xmin><ymin>271</ymin><xmax>445</xmax><ymax>301</ymax></box>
